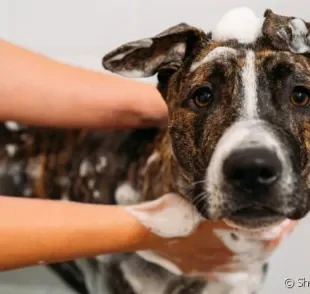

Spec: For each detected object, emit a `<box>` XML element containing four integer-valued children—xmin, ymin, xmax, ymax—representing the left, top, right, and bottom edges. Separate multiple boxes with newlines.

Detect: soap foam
<box><xmin>212</xmin><ymin>7</ymin><xmax>264</xmax><ymax>44</ymax></box>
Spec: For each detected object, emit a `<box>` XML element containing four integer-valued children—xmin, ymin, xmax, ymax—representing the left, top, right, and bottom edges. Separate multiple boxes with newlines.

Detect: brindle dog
<box><xmin>1</xmin><ymin>8</ymin><xmax>310</xmax><ymax>294</ymax></box>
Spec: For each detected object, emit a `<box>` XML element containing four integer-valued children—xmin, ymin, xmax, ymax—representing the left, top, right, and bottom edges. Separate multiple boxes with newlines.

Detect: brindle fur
<box><xmin>1</xmin><ymin>9</ymin><xmax>310</xmax><ymax>294</ymax></box>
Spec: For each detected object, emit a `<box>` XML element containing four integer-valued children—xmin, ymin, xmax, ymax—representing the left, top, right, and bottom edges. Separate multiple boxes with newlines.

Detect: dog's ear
<box><xmin>102</xmin><ymin>23</ymin><xmax>208</xmax><ymax>79</ymax></box>
<box><xmin>262</xmin><ymin>9</ymin><xmax>310</xmax><ymax>54</ymax></box>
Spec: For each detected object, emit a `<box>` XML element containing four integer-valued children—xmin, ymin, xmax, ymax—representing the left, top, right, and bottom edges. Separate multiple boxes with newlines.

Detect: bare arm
<box><xmin>0</xmin><ymin>193</ymin><xmax>264</xmax><ymax>274</ymax></box>
<box><xmin>0</xmin><ymin>194</ymin><xmax>223</xmax><ymax>273</ymax></box>
<box><xmin>0</xmin><ymin>196</ymin><xmax>160</xmax><ymax>271</ymax></box>
<box><xmin>0</xmin><ymin>39</ymin><xmax>169</xmax><ymax>271</ymax></box>
<box><xmin>0</xmin><ymin>39</ymin><xmax>167</xmax><ymax>129</ymax></box>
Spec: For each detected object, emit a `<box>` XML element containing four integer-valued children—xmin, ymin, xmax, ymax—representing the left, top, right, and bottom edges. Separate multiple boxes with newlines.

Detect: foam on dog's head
<box><xmin>212</xmin><ymin>7</ymin><xmax>264</xmax><ymax>44</ymax></box>
<box><xmin>102</xmin><ymin>8</ymin><xmax>310</xmax><ymax>80</ymax></box>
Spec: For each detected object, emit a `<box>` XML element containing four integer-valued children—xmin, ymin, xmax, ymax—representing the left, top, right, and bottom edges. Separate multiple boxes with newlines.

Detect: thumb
<box><xmin>124</xmin><ymin>193</ymin><xmax>203</xmax><ymax>238</ymax></box>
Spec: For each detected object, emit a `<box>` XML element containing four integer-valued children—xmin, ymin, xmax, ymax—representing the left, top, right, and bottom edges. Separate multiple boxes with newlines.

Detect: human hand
<box><xmin>124</xmin><ymin>193</ymin><xmax>296</xmax><ymax>277</ymax></box>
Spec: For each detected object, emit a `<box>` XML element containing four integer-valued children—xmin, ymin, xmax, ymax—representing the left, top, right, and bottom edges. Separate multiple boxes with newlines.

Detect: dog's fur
<box><xmin>2</xmin><ymin>8</ymin><xmax>310</xmax><ymax>294</ymax></box>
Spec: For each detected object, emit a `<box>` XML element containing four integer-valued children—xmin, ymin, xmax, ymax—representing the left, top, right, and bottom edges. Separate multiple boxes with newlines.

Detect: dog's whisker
<box><xmin>183</xmin><ymin>180</ymin><xmax>207</xmax><ymax>197</ymax></box>
<box><xmin>192</xmin><ymin>191</ymin><xmax>207</xmax><ymax>207</ymax></box>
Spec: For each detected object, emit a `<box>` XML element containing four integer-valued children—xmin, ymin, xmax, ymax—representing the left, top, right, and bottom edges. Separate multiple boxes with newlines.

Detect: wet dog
<box><xmin>1</xmin><ymin>7</ymin><xmax>310</xmax><ymax>294</ymax></box>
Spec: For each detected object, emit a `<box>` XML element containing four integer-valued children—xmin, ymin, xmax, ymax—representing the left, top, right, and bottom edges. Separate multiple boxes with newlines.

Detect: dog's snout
<box><xmin>223</xmin><ymin>148</ymin><xmax>282</xmax><ymax>192</ymax></box>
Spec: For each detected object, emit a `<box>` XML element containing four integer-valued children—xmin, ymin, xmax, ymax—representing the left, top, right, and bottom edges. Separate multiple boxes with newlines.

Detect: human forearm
<box><xmin>0</xmin><ymin>39</ymin><xmax>167</xmax><ymax>129</ymax></box>
<box><xmin>0</xmin><ymin>196</ymin><xmax>159</xmax><ymax>271</ymax></box>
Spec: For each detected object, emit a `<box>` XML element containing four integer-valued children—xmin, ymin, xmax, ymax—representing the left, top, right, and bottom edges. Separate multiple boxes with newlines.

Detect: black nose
<box><xmin>223</xmin><ymin>148</ymin><xmax>282</xmax><ymax>192</ymax></box>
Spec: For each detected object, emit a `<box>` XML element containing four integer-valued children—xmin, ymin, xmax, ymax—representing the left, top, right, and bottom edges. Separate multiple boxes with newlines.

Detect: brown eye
<box><xmin>191</xmin><ymin>86</ymin><xmax>213</xmax><ymax>109</ymax></box>
<box><xmin>290</xmin><ymin>86</ymin><xmax>310</xmax><ymax>107</ymax></box>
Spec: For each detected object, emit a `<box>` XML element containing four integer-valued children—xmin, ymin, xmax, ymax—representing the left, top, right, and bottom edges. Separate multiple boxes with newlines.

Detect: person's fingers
<box><xmin>123</xmin><ymin>194</ymin><xmax>235</xmax><ymax>275</ymax></box>
<box><xmin>124</xmin><ymin>193</ymin><xmax>203</xmax><ymax>238</ymax></box>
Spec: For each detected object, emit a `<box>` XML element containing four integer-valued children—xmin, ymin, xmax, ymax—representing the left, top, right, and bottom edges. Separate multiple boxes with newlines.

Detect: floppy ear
<box><xmin>102</xmin><ymin>23</ymin><xmax>208</xmax><ymax>79</ymax></box>
<box><xmin>262</xmin><ymin>9</ymin><xmax>310</xmax><ymax>54</ymax></box>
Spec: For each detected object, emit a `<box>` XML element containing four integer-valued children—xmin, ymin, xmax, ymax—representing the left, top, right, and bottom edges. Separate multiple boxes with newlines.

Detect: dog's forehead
<box><xmin>189</xmin><ymin>8</ymin><xmax>310</xmax><ymax>72</ymax></box>
<box><xmin>190</xmin><ymin>42</ymin><xmax>299</xmax><ymax>70</ymax></box>
<box><xmin>189</xmin><ymin>41</ymin><xmax>238</xmax><ymax>73</ymax></box>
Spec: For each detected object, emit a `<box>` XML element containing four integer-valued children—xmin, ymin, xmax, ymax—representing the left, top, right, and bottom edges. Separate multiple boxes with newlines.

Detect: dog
<box><xmin>1</xmin><ymin>7</ymin><xmax>310</xmax><ymax>294</ymax></box>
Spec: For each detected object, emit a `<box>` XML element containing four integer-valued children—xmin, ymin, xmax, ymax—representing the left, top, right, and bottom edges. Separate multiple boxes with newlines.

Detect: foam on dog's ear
<box><xmin>262</xmin><ymin>9</ymin><xmax>310</xmax><ymax>54</ymax></box>
<box><xmin>102</xmin><ymin>23</ymin><xmax>207</xmax><ymax>78</ymax></box>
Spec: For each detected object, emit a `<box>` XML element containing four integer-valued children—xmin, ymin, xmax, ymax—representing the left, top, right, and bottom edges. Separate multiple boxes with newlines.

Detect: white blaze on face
<box><xmin>211</xmin><ymin>9</ymin><xmax>260</xmax><ymax>120</ymax></box>
<box><xmin>241</xmin><ymin>50</ymin><xmax>258</xmax><ymax>119</ymax></box>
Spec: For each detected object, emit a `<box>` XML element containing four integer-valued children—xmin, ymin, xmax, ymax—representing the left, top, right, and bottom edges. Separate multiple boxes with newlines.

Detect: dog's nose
<box><xmin>223</xmin><ymin>148</ymin><xmax>282</xmax><ymax>192</ymax></box>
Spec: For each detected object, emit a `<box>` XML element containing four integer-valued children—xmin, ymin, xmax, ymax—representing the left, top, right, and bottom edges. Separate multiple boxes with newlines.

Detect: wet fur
<box><xmin>1</xmin><ymin>8</ymin><xmax>310</xmax><ymax>294</ymax></box>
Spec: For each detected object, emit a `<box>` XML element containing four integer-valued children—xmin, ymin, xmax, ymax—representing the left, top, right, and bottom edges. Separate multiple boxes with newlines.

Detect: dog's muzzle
<box><xmin>205</xmin><ymin>120</ymin><xmax>295</xmax><ymax>224</ymax></box>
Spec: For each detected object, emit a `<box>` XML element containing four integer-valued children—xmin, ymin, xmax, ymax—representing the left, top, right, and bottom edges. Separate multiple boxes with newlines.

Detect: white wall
<box><xmin>1</xmin><ymin>0</ymin><xmax>309</xmax><ymax>72</ymax></box>
<box><xmin>0</xmin><ymin>1</ymin><xmax>310</xmax><ymax>293</ymax></box>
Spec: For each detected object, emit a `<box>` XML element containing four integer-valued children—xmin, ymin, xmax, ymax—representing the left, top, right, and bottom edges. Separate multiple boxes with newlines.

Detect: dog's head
<box><xmin>102</xmin><ymin>7</ymin><xmax>310</xmax><ymax>229</ymax></box>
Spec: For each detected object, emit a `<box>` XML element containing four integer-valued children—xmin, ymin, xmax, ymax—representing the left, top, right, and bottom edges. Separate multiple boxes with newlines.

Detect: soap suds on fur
<box><xmin>287</xmin><ymin>18</ymin><xmax>310</xmax><ymax>53</ymax></box>
<box><xmin>137</xmin><ymin>250</ymin><xmax>183</xmax><ymax>276</ymax></box>
<box><xmin>115</xmin><ymin>182</ymin><xmax>141</xmax><ymax>205</ymax></box>
<box><xmin>4</xmin><ymin>121</ymin><xmax>21</xmax><ymax>132</ymax></box>
<box><xmin>212</xmin><ymin>7</ymin><xmax>264</xmax><ymax>44</ymax></box>
<box><xmin>5</xmin><ymin>144</ymin><xmax>17</xmax><ymax>157</ymax></box>
<box><xmin>190</xmin><ymin>47</ymin><xmax>237</xmax><ymax>72</ymax></box>
<box><xmin>125</xmin><ymin>193</ymin><xmax>203</xmax><ymax>238</ymax></box>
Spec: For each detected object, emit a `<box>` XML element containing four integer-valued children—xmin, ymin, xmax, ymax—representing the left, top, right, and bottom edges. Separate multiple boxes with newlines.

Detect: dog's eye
<box><xmin>190</xmin><ymin>85</ymin><xmax>213</xmax><ymax>110</ymax></box>
<box><xmin>290</xmin><ymin>86</ymin><xmax>310</xmax><ymax>108</ymax></box>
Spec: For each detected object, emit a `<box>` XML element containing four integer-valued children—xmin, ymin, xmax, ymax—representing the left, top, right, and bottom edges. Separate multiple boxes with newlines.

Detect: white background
<box><xmin>0</xmin><ymin>1</ymin><xmax>310</xmax><ymax>293</ymax></box>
